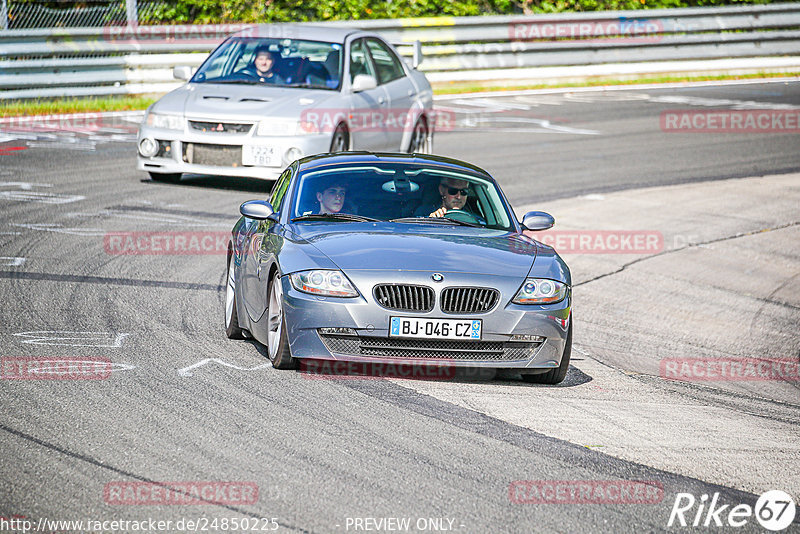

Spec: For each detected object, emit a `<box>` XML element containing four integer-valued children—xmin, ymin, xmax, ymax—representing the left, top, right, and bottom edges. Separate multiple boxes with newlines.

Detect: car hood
<box><xmin>153</xmin><ymin>83</ymin><xmax>337</xmax><ymax>119</ymax></box>
<box><xmin>287</xmin><ymin>223</ymin><xmax>539</xmax><ymax>277</ymax></box>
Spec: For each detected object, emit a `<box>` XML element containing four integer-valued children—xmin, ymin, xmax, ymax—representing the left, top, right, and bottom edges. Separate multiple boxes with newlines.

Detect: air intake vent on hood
<box><xmin>240</xmin><ymin>98</ymin><xmax>270</xmax><ymax>103</ymax></box>
<box><xmin>203</xmin><ymin>96</ymin><xmax>229</xmax><ymax>101</ymax></box>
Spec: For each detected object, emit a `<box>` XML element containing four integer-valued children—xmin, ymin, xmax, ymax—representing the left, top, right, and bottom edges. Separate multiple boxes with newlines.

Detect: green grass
<box><xmin>0</xmin><ymin>95</ymin><xmax>157</xmax><ymax>117</ymax></box>
<box><xmin>1</xmin><ymin>72</ymin><xmax>797</xmax><ymax>116</ymax></box>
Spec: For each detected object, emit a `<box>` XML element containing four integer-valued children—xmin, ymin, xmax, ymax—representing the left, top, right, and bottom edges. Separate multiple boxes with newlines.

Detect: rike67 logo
<box><xmin>668</xmin><ymin>490</ymin><xmax>796</xmax><ymax>531</ymax></box>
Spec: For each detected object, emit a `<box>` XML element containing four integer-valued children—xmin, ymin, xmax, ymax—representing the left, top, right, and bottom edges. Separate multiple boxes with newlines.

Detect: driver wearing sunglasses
<box><xmin>427</xmin><ymin>178</ymin><xmax>471</xmax><ymax>218</ymax></box>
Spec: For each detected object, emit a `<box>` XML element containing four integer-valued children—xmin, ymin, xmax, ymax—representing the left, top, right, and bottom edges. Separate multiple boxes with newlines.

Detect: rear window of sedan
<box><xmin>290</xmin><ymin>163</ymin><xmax>515</xmax><ymax>230</ymax></box>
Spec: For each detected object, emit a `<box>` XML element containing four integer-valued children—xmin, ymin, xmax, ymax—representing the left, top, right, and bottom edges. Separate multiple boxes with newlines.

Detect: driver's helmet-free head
<box><xmin>253</xmin><ymin>44</ymin><xmax>273</xmax><ymax>59</ymax></box>
<box><xmin>439</xmin><ymin>177</ymin><xmax>470</xmax><ymax>210</ymax></box>
<box><xmin>251</xmin><ymin>44</ymin><xmax>278</xmax><ymax>71</ymax></box>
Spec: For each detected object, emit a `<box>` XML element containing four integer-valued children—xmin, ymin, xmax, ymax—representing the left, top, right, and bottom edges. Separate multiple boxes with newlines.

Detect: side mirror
<box><xmin>240</xmin><ymin>200</ymin><xmax>276</xmax><ymax>221</ymax></box>
<box><xmin>351</xmin><ymin>74</ymin><xmax>377</xmax><ymax>93</ymax></box>
<box><xmin>520</xmin><ymin>211</ymin><xmax>555</xmax><ymax>231</ymax></box>
<box><xmin>173</xmin><ymin>65</ymin><xmax>193</xmax><ymax>81</ymax></box>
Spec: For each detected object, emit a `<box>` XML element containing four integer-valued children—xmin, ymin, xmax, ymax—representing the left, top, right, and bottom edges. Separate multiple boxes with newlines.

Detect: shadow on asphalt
<box><xmin>142</xmin><ymin>173</ymin><xmax>275</xmax><ymax>194</ymax></box>
<box><xmin>244</xmin><ymin>352</ymin><xmax>595</xmax><ymax>388</ymax></box>
<box><xmin>241</xmin><ymin>337</ymin><xmax>594</xmax><ymax>388</ymax></box>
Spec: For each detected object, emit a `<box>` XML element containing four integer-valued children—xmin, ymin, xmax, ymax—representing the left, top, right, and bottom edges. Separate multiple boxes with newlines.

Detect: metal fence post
<box><xmin>1</xmin><ymin>0</ymin><xmax>8</xmax><ymax>31</ymax></box>
<box><xmin>126</xmin><ymin>0</ymin><xmax>138</xmax><ymax>26</ymax></box>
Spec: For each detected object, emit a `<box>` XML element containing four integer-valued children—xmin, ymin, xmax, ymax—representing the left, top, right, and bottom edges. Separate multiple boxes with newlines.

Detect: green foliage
<box><xmin>126</xmin><ymin>0</ymin><xmax>781</xmax><ymax>23</ymax></box>
<box><xmin>254</xmin><ymin>0</ymin><xmax>511</xmax><ymax>21</ymax></box>
<box><xmin>15</xmin><ymin>0</ymin><xmax>782</xmax><ymax>25</ymax></box>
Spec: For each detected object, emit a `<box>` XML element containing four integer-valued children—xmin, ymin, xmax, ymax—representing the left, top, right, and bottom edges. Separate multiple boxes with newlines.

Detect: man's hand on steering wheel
<box><xmin>429</xmin><ymin>207</ymin><xmax>482</xmax><ymax>224</ymax></box>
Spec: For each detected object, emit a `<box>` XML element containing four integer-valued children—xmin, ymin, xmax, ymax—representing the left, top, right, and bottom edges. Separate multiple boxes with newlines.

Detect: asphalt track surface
<box><xmin>0</xmin><ymin>80</ymin><xmax>798</xmax><ymax>533</ymax></box>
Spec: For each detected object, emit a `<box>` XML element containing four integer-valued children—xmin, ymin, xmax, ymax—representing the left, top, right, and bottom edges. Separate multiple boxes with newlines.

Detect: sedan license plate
<box><xmin>390</xmin><ymin>317</ymin><xmax>481</xmax><ymax>340</ymax></box>
<box><xmin>242</xmin><ymin>145</ymin><xmax>279</xmax><ymax>167</ymax></box>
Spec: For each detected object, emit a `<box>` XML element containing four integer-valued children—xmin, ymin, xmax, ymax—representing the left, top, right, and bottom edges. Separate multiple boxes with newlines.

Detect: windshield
<box><xmin>191</xmin><ymin>37</ymin><xmax>343</xmax><ymax>91</ymax></box>
<box><xmin>290</xmin><ymin>163</ymin><xmax>515</xmax><ymax>231</ymax></box>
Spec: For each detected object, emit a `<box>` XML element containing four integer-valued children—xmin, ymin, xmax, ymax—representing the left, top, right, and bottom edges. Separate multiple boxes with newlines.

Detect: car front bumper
<box><xmin>280</xmin><ymin>271</ymin><xmax>571</xmax><ymax>370</ymax></box>
<box><xmin>137</xmin><ymin>125</ymin><xmax>332</xmax><ymax>180</ymax></box>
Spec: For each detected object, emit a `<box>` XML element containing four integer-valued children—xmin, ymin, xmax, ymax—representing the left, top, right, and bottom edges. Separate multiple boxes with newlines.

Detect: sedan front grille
<box><xmin>441</xmin><ymin>287</ymin><xmax>499</xmax><ymax>314</ymax></box>
<box><xmin>189</xmin><ymin>121</ymin><xmax>253</xmax><ymax>134</ymax></box>
<box><xmin>183</xmin><ymin>143</ymin><xmax>242</xmax><ymax>167</ymax></box>
<box><xmin>374</xmin><ymin>284</ymin><xmax>434</xmax><ymax>312</ymax></box>
<box><xmin>319</xmin><ymin>334</ymin><xmax>541</xmax><ymax>361</ymax></box>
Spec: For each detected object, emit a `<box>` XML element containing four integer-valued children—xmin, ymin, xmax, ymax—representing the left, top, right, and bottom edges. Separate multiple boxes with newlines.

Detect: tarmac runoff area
<box><xmin>390</xmin><ymin>172</ymin><xmax>800</xmax><ymax>496</ymax></box>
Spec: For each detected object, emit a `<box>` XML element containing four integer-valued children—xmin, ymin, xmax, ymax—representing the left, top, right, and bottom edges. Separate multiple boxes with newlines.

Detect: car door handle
<box><xmin>408</xmin><ymin>90</ymin><xmax>414</xmax><ymax>96</ymax></box>
<box><xmin>378</xmin><ymin>97</ymin><xmax>385</xmax><ymax>105</ymax></box>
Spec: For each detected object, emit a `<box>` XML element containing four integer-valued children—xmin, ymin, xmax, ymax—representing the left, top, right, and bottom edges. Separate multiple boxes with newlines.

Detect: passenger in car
<box><xmin>316</xmin><ymin>180</ymin><xmax>348</xmax><ymax>214</ymax></box>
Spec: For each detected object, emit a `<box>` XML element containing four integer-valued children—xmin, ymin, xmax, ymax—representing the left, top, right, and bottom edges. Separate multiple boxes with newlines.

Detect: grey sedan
<box><xmin>225</xmin><ymin>152</ymin><xmax>573</xmax><ymax>384</ymax></box>
<box><xmin>137</xmin><ymin>25</ymin><xmax>434</xmax><ymax>182</ymax></box>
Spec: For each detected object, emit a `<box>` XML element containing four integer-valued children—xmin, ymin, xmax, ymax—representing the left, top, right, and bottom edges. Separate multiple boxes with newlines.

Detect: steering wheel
<box><xmin>443</xmin><ymin>209</ymin><xmax>481</xmax><ymax>224</ymax></box>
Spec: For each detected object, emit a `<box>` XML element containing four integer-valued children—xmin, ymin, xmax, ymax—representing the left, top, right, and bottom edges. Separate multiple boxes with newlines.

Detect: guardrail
<box><xmin>1</xmin><ymin>3</ymin><xmax>799</xmax><ymax>99</ymax></box>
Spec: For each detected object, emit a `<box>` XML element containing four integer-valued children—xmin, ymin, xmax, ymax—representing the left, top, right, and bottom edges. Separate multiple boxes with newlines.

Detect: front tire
<box><xmin>224</xmin><ymin>253</ymin><xmax>244</xmax><ymax>339</ymax></box>
<box><xmin>407</xmin><ymin>117</ymin><xmax>430</xmax><ymax>154</ymax></box>
<box><xmin>149</xmin><ymin>172</ymin><xmax>181</xmax><ymax>183</ymax></box>
<box><xmin>267</xmin><ymin>271</ymin><xmax>296</xmax><ymax>369</ymax></box>
<box><xmin>522</xmin><ymin>322</ymin><xmax>572</xmax><ymax>385</ymax></box>
<box><xmin>329</xmin><ymin>124</ymin><xmax>349</xmax><ymax>153</ymax></box>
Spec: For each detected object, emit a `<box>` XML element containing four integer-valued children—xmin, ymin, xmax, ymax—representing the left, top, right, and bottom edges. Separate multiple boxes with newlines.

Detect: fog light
<box><xmin>318</xmin><ymin>327</ymin><xmax>357</xmax><ymax>336</ymax></box>
<box><xmin>510</xmin><ymin>334</ymin><xmax>545</xmax><ymax>342</ymax></box>
<box><xmin>139</xmin><ymin>137</ymin><xmax>158</xmax><ymax>157</ymax></box>
<box><xmin>284</xmin><ymin>147</ymin><xmax>303</xmax><ymax>164</ymax></box>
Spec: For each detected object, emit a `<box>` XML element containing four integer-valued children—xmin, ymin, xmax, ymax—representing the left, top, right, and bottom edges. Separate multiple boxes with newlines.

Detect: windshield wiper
<box><xmin>207</xmin><ymin>79</ymin><xmax>263</xmax><ymax>85</ymax></box>
<box><xmin>285</xmin><ymin>82</ymin><xmax>330</xmax><ymax>90</ymax></box>
<box><xmin>390</xmin><ymin>216</ymin><xmax>480</xmax><ymax>227</ymax></box>
<box><xmin>291</xmin><ymin>213</ymin><xmax>380</xmax><ymax>223</ymax></box>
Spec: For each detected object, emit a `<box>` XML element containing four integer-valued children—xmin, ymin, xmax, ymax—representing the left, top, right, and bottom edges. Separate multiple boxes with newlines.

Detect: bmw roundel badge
<box><xmin>431</xmin><ymin>273</ymin><xmax>444</xmax><ymax>282</ymax></box>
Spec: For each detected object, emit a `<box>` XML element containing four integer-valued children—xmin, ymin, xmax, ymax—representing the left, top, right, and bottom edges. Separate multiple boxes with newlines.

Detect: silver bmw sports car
<box><xmin>137</xmin><ymin>25</ymin><xmax>433</xmax><ymax>182</ymax></box>
<box><xmin>225</xmin><ymin>153</ymin><xmax>572</xmax><ymax>384</ymax></box>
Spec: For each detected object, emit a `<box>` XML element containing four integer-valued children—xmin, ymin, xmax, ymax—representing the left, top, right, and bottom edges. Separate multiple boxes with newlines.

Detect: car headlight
<box><xmin>257</xmin><ymin>118</ymin><xmax>318</xmax><ymax>136</ymax></box>
<box><xmin>512</xmin><ymin>278</ymin><xmax>568</xmax><ymax>304</ymax></box>
<box><xmin>145</xmin><ymin>112</ymin><xmax>184</xmax><ymax>130</ymax></box>
<box><xmin>289</xmin><ymin>270</ymin><xmax>358</xmax><ymax>297</ymax></box>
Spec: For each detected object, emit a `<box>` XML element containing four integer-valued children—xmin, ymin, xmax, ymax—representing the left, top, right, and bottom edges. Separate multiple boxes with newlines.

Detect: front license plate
<box><xmin>242</xmin><ymin>145</ymin><xmax>279</xmax><ymax>167</ymax></box>
<box><xmin>390</xmin><ymin>317</ymin><xmax>482</xmax><ymax>340</ymax></box>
